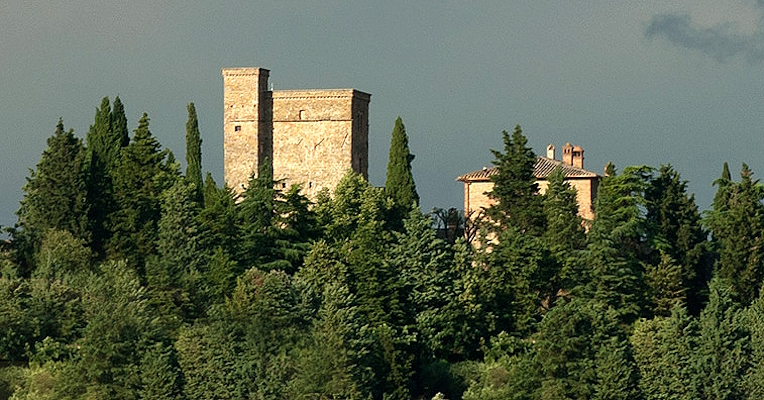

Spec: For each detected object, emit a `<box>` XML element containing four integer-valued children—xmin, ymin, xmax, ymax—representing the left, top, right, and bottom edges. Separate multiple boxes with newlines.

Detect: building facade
<box><xmin>223</xmin><ymin>67</ymin><xmax>370</xmax><ymax>198</ymax></box>
<box><xmin>457</xmin><ymin>143</ymin><xmax>600</xmax><ymax>222</ymax></box>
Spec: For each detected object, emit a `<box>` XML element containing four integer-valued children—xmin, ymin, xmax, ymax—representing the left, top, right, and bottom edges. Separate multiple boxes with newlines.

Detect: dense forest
<box><xmin>1</xmin><ymin>97</ymin><xmax>763</xmax><ymax>400</ymax></box>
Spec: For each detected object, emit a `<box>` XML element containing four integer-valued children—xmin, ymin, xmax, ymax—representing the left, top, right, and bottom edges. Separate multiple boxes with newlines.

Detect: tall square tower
<box><xmin>223</xmin><ymin>67</ymin><xmax>370</xmax><ymax>198</ymax></box>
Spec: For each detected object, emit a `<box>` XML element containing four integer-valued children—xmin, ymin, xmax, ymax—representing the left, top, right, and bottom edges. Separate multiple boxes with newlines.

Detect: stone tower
<box><xmin>223</xmin><ymin>67</ymin><xmax>370</xmax><ymax>199</ymax></box>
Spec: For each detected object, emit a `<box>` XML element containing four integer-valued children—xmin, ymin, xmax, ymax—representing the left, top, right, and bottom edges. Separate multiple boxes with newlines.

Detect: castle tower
<box><xmin>223</xmin><ymin>67</ymin><xmax>370</xmax><ymax>199</ymax></box>
<box><xmin>223</xmin><ymin>67</ymin><xmax>272</xmax><ymax>192</ymax></box>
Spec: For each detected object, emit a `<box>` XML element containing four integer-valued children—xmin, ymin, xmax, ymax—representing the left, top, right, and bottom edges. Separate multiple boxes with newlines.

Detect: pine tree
<box><xmin>197</xmin><ymin>174</ymin><xmax>239</xmax><ymax>274</ymax></box>
<box><xmin>108</xmin><ymin>113</ymin><xmax>173</xmax><ymax>271</ymax></box>
<box><xmin>542</xmin><ymin>166</ymin><xmax>587</xmax><ymax>293</ymax></box>
<box><xmin>385</xmin><ymin>117</ymin><xmax>419</xmax><ymax>226</ymax></box>
<box><xmin>586</xmin><ymin>165</ymin><xmax>652</xmax><ymax>323</ymax></box>
<box><xmin>486</xmin><ymin>125</ymin><xmax>545</xmax><ymax>236</ymax></box>
<box><xmin>289</xmin><ymin>283</ymin><xmax>373</xmax><ymax>399</ymax></box>
<box><xmin>149</xmin><ymin>179</ymin><xmax>203</xmax><ymax>290</ymax></box>
<box><xmin>138</xmin><ymin>342</ymin><xmax>182</xmax><ymax>399</ymax></box>
<box><xmin>185</xmin><ymin>102</ymin><xmax>203</xmax><ymax>203</ymax></box>
<box><xmin>631</xmin><ymin>306</ymin><xmax>698</xmax><ymax>400</ymax></box>
<box><xmin>692</xmin><ymin>278</ymin><xmax>750</xmax><ymax>399</ymax></box>
<box><xmin>706</xmin><ymin>164</ymin><xmax>764</xmax><ymax>305</ymax></box>
<box><xmin>646</xmin><ymin>165</ymin><xmax>710</xmax><ymax>314</ymax></box>
<box><xmin>18</xmin><ymin>119</ymin><xmax>90</xmax><ymax>248</ymax></box>
<box><xmin>744</xmin><ymin>294</ymin><xmax>764</xmax><ymax>397</ymax></box>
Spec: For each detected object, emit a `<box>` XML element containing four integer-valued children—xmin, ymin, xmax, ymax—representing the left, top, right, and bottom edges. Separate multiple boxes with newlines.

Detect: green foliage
<box><xmin>198</xmin><ymin>173</ymin><xmax>239</xmax><ymax>265</ymax></box>
<box><xmin>744</xmin><ymin>293</ymin><xmax>764</xmax><ymax>397</ymax></box>
<box><xmin>0</xmin><ymin>273</ymin><xmax>84</xmax><ymax>362</ymax></box>
<box><xmin>17</xmin><ymin>119</ymin><xmax>90</xmax><ymax>256</ymax></box>
<box><xmin>85</xmin><ymin>96</ymin><xmax>125</xmax><ymax>255</ymax></box>
<box><xmin>542</xmin><ymin>166</ymin><xmax>587</xmax><ymax>292</ymax></box>
<box><xmin>33</xmin><ymin>228</ymin><xmax>93</xmax><ymax>281</ymax></box>
<box><xmin>176</xmin><ymin>321</ymin><xmax>241</xmax><ymax>399</ymax></box>
<box><xmin>692</xmin><ymin>277</ymin><xmax>750</xmax><ymax>400</ymax></box>
<box><xmin>385</xmin><ymin>117</ymin><xmax>419</xmax><ymax>227</ymax></box>
<box><xmin>705</xmin><ymin>163</ymin><xmax>764</xmax><ymax>305</ymax></box>
<box><xmin>315</xmin><ymin>170</ymin><xmax>393</xmax><ymax>242</ymax></box>
<box><xmin>462</xmin><ymin>333</ymin><xmax>538</xmax><ymax>400</ymax></box>
<box><xmin>237</xmin><ymin>160</ymin><xmax>316</xmax><ymax>273</ymax></box>
<box><xmin>486</xmin><ymin>125</ymin><xmax>544</xmax><ymax>236</ymax></box>
<box><xmin>19</xmin><ymin>98</ymin><xmax>764</xmax><ymax>399</ymax></box>
<box><xmin>644</xmin><ymin>251</ymin><xmax>685</xmax><ymax>316</ymax></box>
<box><xmin>138</xmin><ymin>342</ymin><xmax>182</xmax><ymax>399</ymax></box>
<box><xmin>534</xmin><ymin>298</ymin><xmax>636</xmax><ymax>400</ymax></box>
<box><xmin>289</xmin><ymin>283</ymin><xmax>373</xmax><ymax>399</ymax></box>
<box><xmin>586</xmin><ymin>165</ymin><xmax>653</xmax><ymax>323</ymax></box>
<box><xmin>631</xmin><ymin>307</ymin><xmax>698</xmax><ymax>400</ymax></box>
<box><xmin>646</xmin><ymin>165</ymin><xmax>710</xmax><ymax>314</ymax></box>
<box><xmin>151</xmin><ymin>179</ymin><xmax>203</xmax><ymax>288</ymax></box>
<box><xmin>477</xmin><ymin>225</ymin><xmax>557</xmax><ymax>337</ymax></box>
<box><xmin>108</xmin><ymin>113</ymin><xmax>175</xmax><ymax>271</ymax></box>
<box><xmin>185</xmin><ymin>102</ymin><xmax>203</xmax><ymax>204</ymax></box>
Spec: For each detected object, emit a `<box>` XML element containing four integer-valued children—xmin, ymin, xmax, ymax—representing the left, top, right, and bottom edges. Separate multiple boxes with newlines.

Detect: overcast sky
<box><xmin>2</xmin><ymin>1</ymin><xmax>764</xmax><ymax>228</ymax></box>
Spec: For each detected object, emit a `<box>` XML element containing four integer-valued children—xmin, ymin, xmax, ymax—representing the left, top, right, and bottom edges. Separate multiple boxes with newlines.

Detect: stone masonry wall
<box><xmin>223</xmin><ymin>68</ymin><xmax>370</xmax><ymax>199</ymax></box>
<box><xmin>464</xmin><ymin>177</ymin><xmax>598</xmax><ymax>221</ymax></box>
<box><xmin>271</xmin><ymin>89</ymin><xmax>369</xmax><ymax>199</ymax></box>
<box><xmin>223</xmin><ymin>68</ymin><xmax>269</xmax><ymax>192</ymax></box>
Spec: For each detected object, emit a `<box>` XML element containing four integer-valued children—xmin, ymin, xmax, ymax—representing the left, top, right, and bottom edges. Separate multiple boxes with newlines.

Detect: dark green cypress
<box><xmin>111</xmin><ymin>96</ymin><xmax>130</xmax><ymax>149</ymax></box>
<box><xmin>185</xmin><ymin>102</ymin><xmax>203</xmax><ymax>202</ymax></box>
<box><xmin>384</xmin><ymin>117</ymin><xmax>419</xmax><ymax>225</ymax></box>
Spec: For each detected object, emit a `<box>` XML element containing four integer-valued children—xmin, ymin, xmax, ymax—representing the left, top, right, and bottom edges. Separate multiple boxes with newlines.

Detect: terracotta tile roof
<box><xmin>456</xmin><ymin>156</ymin><xmax>600</xmax><ymax>182</ymax></box>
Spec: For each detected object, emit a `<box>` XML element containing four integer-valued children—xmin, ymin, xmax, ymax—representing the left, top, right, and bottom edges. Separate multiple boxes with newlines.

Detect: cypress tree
<box><xmin>85</xmin><ymin>97</ymin><xmax>113</xmax><ymax>170</ymax></box>
<box><xmin>185</xmin><ymin>102</ymin><xmax>203</xmax><ymax>202</ymax></box>
<box><xmin>85</xmin><ymin>97</ymin><xmax>113</xmax><ymax>254</ymax></box>
<box><xmin>111</xmin><ymin>96</ymin><xmax>130</xmax><ymax>149</ymax></box>
<box><xmin>85</xmin><ymin>96</ymin><xmax>130</xmax><ymax>255</ymax></box>
<box><xmin>384</xmin><ymin>117</ymin><xmax>418</xmax><ymax>225</ymax></box>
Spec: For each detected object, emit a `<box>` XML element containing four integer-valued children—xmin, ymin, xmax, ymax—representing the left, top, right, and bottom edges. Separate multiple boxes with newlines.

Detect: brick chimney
<box><xmin>562</xmin><ymin>142</ymin><xmax>584</xmax><ymax>169</ymax></box>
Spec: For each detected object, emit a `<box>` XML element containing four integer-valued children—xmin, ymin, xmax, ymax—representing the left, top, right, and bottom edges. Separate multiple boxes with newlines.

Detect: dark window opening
<box><xmin>234</xmin><ymin>125</ymin><xmax>241</xmax><ymax>132</ymax></box>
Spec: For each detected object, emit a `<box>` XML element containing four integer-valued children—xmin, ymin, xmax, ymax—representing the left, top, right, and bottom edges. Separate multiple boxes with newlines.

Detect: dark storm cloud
<box><xmin>646</xmin><ymin>12</ymin><xmax>764</xmax><ymax>63</ymax></box>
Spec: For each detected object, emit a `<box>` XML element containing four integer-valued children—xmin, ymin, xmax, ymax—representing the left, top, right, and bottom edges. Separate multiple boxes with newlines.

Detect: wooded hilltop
<box><xmin>1</xmin><ymin>97</ymin><xmax>762</xmax><ymax>400</ymax></box>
